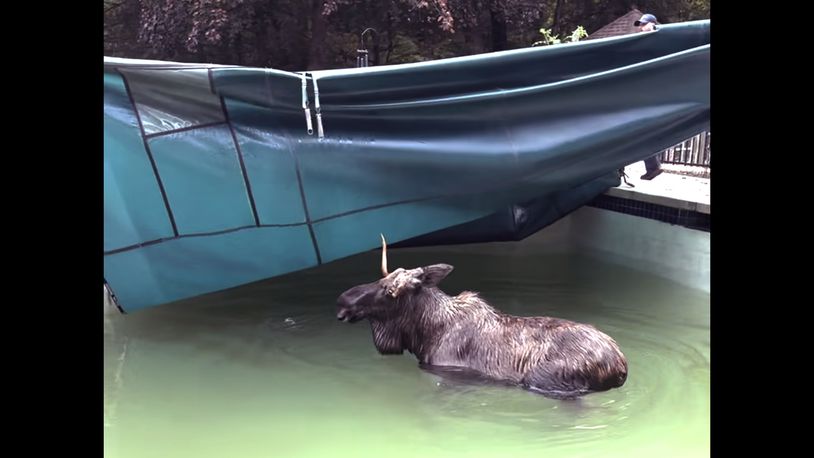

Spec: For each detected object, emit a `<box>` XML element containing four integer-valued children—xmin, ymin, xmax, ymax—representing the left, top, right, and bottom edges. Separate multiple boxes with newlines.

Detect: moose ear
<box><xmin>419</xmin><ymin>264</ymin><xmax>454</xmax><ymax>287</ymax></box>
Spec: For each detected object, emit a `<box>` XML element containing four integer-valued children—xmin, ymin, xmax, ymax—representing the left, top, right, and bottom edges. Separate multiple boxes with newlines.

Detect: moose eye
<box><xmin>386</xmin><ymin>287</ymin><xmax>396</xmax><ymax>296</ymax></box>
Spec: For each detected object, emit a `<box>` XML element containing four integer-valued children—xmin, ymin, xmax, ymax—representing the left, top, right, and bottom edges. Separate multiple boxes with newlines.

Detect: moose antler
<box><xmin>380</xmin><ymin>234</ymin><xmax>389</xmax><ymax>277</ymax></box>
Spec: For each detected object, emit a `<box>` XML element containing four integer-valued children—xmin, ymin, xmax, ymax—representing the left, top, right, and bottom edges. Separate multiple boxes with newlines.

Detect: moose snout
<box><xmin>336</xmin><ymin>305</ymin><xmax>362</xmax><ymax>323</ymax></box>
<box><xmin>336</xmin><ymin>289</ymin><xmax>361</xmax><ymax>323</ymax></box>
<box><xmin>335</xmin><ymin>284</ymin><xmax>374</xmax><ymax>323</ymax></box>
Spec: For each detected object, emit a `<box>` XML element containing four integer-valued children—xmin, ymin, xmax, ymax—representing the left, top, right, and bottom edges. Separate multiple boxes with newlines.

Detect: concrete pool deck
<box><xmin>568</xmin><ymin>162</ymin><xmax>711</xmax><ymax>291</ymax></box>
<box><xmin>608</xmin><ymin>162</ymin><xmax>711</xmax><ymax>215</ymax></box>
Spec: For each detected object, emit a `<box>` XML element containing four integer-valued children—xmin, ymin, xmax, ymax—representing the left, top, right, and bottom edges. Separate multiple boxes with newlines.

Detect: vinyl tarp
<box><xmin>104</xmin><ymin>20</ymin><xmax>709</xmax><ymax>312</ymax></box>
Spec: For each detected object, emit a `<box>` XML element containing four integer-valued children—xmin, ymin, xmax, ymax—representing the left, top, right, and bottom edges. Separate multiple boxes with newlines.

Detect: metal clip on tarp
<box><xmin>301</xmin><ymin>73</ymin><xmax>313</xmax><ymax>135</ymax></box>
<box><xmin>312</xmin><ymin>74</ymin><xmax>324</xmax><ymax>139</ymax></box>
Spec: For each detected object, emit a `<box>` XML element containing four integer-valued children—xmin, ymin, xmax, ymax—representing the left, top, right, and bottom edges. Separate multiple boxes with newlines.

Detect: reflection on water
<box><xmin>104</xmin><ymin>246</ymin><xmax>709</xmax><ymax>458</ymax></box>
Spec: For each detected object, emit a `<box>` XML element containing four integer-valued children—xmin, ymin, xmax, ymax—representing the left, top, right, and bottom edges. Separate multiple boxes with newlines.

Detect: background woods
<box><xmin>104</xmin><ymin>0</ymin><xmax>710</xmax><ymax>70</ymax></box>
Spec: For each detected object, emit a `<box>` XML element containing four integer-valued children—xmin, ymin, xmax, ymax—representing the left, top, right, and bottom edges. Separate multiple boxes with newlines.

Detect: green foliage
<box><xmin>532</xmin><ymin>25</ymin><xmax>587</xmax><ymax>47</ymax></box>
<box><xmin>533</xmin><ymin>28</ymin><xmax>561</xmax><ymax>46</ymax></box>
<box><xmin>388</xmin><ymin>34</ymin><xmax>427</xmax><ymax>64</ymax></box>
<box><xmin>568</xmin><ymin>26</ymin><xmax>588</xmax><ymax>43</ymax></box>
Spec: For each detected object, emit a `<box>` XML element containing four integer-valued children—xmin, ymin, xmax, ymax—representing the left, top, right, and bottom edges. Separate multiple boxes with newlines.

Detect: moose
<box><xmin>336</xmin><ymin>236</ymin><xmax>628</xmax><ymax>399</ymax></box>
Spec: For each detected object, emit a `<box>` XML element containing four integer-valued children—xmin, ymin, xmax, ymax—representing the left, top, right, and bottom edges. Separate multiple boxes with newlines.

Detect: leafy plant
<box><xmin>533</xmin><ymin>25</ymin><xmax>587</xmax><ymax>47</ymax></box>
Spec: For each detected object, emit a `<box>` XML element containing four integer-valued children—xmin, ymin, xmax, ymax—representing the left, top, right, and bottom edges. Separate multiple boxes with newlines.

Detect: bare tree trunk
<box><xmin>385</xmin><ymin>13</ymin><xmax>394</xmax><ymax>64</ymax></box>
<box><xmin>307</xmin><ymin>0</ymin><xmax>328</xmax><ymax>70</ymax></box>
<box><xmin>489</xmin><ymin>6</ymin><xmax>507</xmax><ymax>51</ymax></box>
<box><xmin>553</xmin><ymin>0</ymin><xmax>563</xmax><ymax>33</ymax></box>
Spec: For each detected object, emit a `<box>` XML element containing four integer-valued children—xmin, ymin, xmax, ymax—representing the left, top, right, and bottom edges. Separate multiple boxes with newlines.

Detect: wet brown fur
<box><xmin>337</xmin><ymin>264</ymin><xmax>628</xmax><ymax>399</ymax></box>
